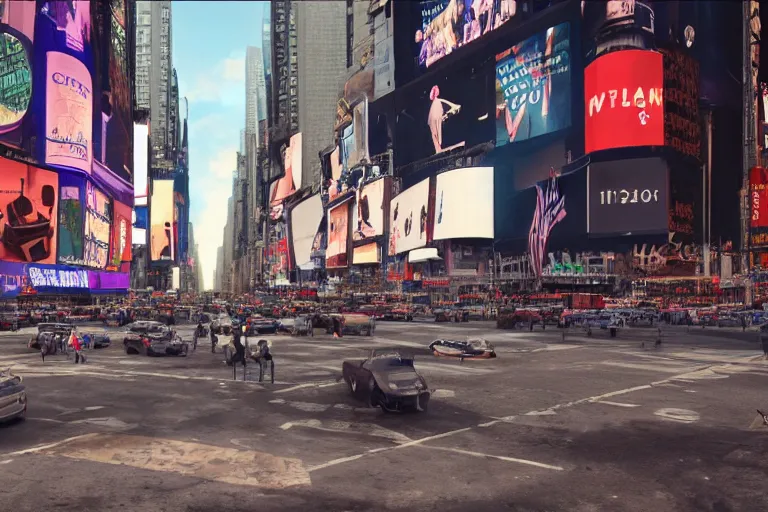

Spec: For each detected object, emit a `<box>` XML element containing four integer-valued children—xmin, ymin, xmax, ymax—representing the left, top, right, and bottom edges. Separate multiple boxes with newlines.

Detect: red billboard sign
<box><xmin>584</xmin><ymin>50</ymin><xmax>664</xmax><ymax>154</ymax></box>
<box><xmin>751</xmin><ymin>167</ymin><xmax>768</xmax><ymax>247</ymax></box>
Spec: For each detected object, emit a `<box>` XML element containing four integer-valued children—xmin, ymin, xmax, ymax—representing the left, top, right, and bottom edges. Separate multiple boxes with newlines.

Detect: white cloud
<box><xmin>182</xmin><ymin>52</ymin><xmax>245</xmax><ymax>108</ymax></box>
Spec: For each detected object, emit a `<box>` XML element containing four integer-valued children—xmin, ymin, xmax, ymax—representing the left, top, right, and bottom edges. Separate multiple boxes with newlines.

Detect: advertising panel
<box><xmin>88</xmin><ymin>270</ymin><xmax>129</xmax><ymax>289</ymax></box>
<box><xmin>268</xmin><ymin>237</ymin><xmax>289</xmax><ymax>279</ymax></box>
<box><xmin>84</xmin><ymin>181</ymin><xmax>111</xmax><ymax>268</ymax></box>
<box><xmin>353</xmin><ymin>242</ymin><xmax>380</xmax><ymax>265</ymax></box>
<box><xmin>150</xmin><ymin>180</ymin><xmax>174</xmax><ymax>262</ymax></box>
<box><xmin>495</xmin><ymin>23</ymin><xmax>571</xmax><ymax>146</ymax></box>
<box><xmin>57</xmin><ymin>172</ymin><xmax>85</xmax><ymax>265</ymax></box>
<box><xmin>326</xmin><ymin>200</ymin><xmax>350</xmax><ymax>268</ymax></box>
<box><xmin>434</xmin><ymin>167</ymin><xmax>493</xmax><ymax>240</ymax></box>
<box><xmin>270</xmin><ymin>132</ymin><xmax>301</xmax><ymax>205</ymax></box>
<box><xmin>289</xmin><ymin>193</ymin><xmax>323</xmax><ymax>269</ymax></box>
<box><xmin>588</xmin><ymin>158</ymin><xmax>669</xmax><ymax>236</ymax></box>
<box><xmin>414</xmin><ymin>0</ymin><xmax>517</xmax><ymax>71</ymax></box>
<box><xmin>0</xmin><ymin>261</ymin><xmax>29</xmax><ymax>298</ymax></box>
<box><xmin>110</xmin><ymin>200</ymin><xmax>131</xmax><ymax>266</ymax></box>
<box><xmin>661</xmin><ymin>48</ymin><xmax>700</xmax><ymax>160</ymax></box>
<box><xmin>44</xmin><ymin>50</ymin><xmax>93</xmax><ymax>173</ymax></box>
<box><xmin>0</xmin><ymin>2</ymin><xmax>35</xmax><ymax>147</ymax></box>
<box><xmin>352</xmin><ymin>177</ymin><xmax>386</xmax><ymax>242</ymax></box>
<box><xmin>388</xmin><ymin>178</ymin><xmax>430</xmax><ymax>255</ymax></box>
<box><xmin>133</xmin><ymin>123</ymin><xmax>148</xmax><ymax>202</ymax></box>
<box><xmin>0</xmin><ymin>158</ymin><xmax>58</xmax><ymax>264</ymax></box>
<box><xmin>584</xmin><ymin>50</ymin><xmax>664</xmax><ymax>154</ymax></box>
<box><xmin>27</xmin><ymin>264</ymin><xmax>89</xmax><ymax>289</ymax></box>
<box><xmin>750</xmin><ymin>166</ymin><xmax>768</xmax><ymax>248</ymax></box>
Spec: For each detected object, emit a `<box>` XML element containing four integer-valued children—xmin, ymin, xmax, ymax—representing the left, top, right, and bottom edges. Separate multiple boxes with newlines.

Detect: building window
<box><xmin>346</xmin><ymin>0</ymin><xmax>353</xmax><ymax>68</ymax></box>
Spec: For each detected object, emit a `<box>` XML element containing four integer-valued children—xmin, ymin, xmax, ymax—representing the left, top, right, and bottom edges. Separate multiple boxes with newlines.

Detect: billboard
<box><xmin>289</xmin><ymin>193</ymin><xmax>323</xmax><ymax>269</ymax></box>
<box><xmin>434</xmin><ymin>167</ymin><xmax>493</xmax><ymax>240</ymax></box>
<box><xmin>57</xmin><ymin>173</ymin><xmax>85</xmax><ymax>265</ymax></box>
<box><xmin>750</xmin><ymin>166</ymin><xmax>768</xmax><ymax>248</ymax></box>
<box><xmin>585</xmin><ymin>50</ymin><xmax>664</xmax><ymax>154</ymax></box>
<box><xmin>0</xmin><ymin>2</ymin><xmax>36</xmax><ymax>148</ymax></box>
<box><xmin>150</xmin><ymin>180</ymin><xmax>175</xmax><ymax>262</ymax></box>
<box><xmin>414</xmin><ymin>0</ymin><xmax>517</xmax><ymax>71</ymax></box>
<box><xmin>388</xmin><ymin>178</ymin><xmax>430</xmax><ymax>255</ymax></box>
<box><xmin>27</xmin><ymin>264</ymin><xmax>89</xmax><ymax>289</ymax></box>
<box><xmin>353</xmin><ymin>242</ymin><xmax>380</xmax><ymax>265</ymax></box>
<box><xmin>84</xmin><ymin>181</ymin><xmax>111</xmax><ymax>268</ymax></box>
<box><xmin>270</xmin><ymin>132</ymin><xmax>302</xmax><ymax>205</ymax></box>
<box><xmin>88</xmin><ymin>269</ymin><xmax>129</xmax><ymax>289</ymax></box>
<box><xmin>0</xmin><ymin>158</ymin><xmax>58</xmax><ymax>264</ymax></box>
<box><xmin>352</xmin><ymin>177</ymin><xmax>386</xmax><ymax>242</ymax></box>
<box><xmin>495</xmin><ymin>23</ymin><xmax>571</xmax><ymax>146</ymax></box>
<box><xmin>661</xmin><ymin>48</ymin><xmax>700</xmax><ymax>160</ymax></box>
<box><xmin>133</xmin><ymin>123</ymin><xmax>148</xmax><ymax>203</ymax></box>
<box><xmin>326</xmin><ymin>200</ymin><xmax>351</xmax><ymax>268</ymax></box>
<box><xmin>588</xmin><ymin>158</ymin><xmax>669</xmax><ymax>236</ymax></box>
<box><xmin>110</xmin><ymin>200</ymin><xmax>131</xmax><ymax>266</ymax></box>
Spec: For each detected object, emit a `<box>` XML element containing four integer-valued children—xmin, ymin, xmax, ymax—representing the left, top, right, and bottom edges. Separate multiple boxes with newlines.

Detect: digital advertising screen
<box><xmin>270</xmin><ymin>132</ymin><xmax>302</xmax><ymax>205</ymax></box>
<box><xmin>750</xmin><ymin>166</ymin><xmax>768</xmax><ymax>247</ymax></box>
<box><xmin>326</xmin><ymin>200</ymin><xmax>350</xmax><ymax>268</ymax></box>
<box><xmin>110</xmin><ymin>199</ymin><xmax>131</xmax><ymax>266</ymax></box>
<box><xmin>588</xmin><ymin>158</ymin><xmax>669</xmax><ymax>236</ymax></box>
<box><xmin>584</xmin><ymin>50</ymin><xmax>664</xmax><ymax>154</ymax></box>
<box><xmin>84</xmin><ymin>181</ymin><xmax>111</xmax><ymax>268</ymax></box>
<box><xmin>353</xmin><ymin>242</ymin><xmax>380</xmax><ymax>265</ymax></box>
<box><xmin>414</xmin><ymin>0</ymin><xmax>518</xmax><ymax>71</ymax></box>
<box><xmin>27</xmin><ymin>264</ymin><xmax>89</xmax><ymax>290</ymax></box>
<box><xmin>352</xmin><ymin>177</ymin><xmax>386</xmax><ymax>242</ymax></box>
<box><xmin>661</xmin><ymin>47</ymin><xmax>701</xmax><ymax>160</ymax></box>
<box><xmin>0</xmin><ymin>1</ymin><xmax>36</xmax><ymax>146</ymax></box>
<box><xmin>388</xmin><ymin>178</ymin><xmax>430</xmax><ymax>256</ymax></box>
<box><xmin>495</xmin><ymin>23</ymin><xmax>571</xmax><ymax>146</ymax></box>
<box><xmin>150</xmin><ymin>180</ymin><xmax>174</xmax><ymax>262</ymax></box>
<box><xmin>44</xmin><ymin>50</ymin><xmax>93</xmax><ymax>173</ymax></box>
<box><xmin>0</xmin><ymin>158</ymin><xmax>58</xmax><ymax>264</ymax></box>
<box><xmin>57</xmin><ymin>172</ymin><xmax>85</xmax><ymax>266</ymax></box>
<box><xmin>289</xmin><ymin>193</ymin><xmax>323</xmax><ymax>269</ymax></box>
<box><xmin>434</xmin><ymin>167</ymin><xmax>494</xmax><ymax>240</ymax></box>
<box><xmin>133</xmin><ymin>123</ymin><xmax>148</xmax><ymax>204</ymax></box>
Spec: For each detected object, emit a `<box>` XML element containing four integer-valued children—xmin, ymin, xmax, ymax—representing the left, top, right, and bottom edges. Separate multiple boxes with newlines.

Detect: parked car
<box><xmin>28</xmin><ymin>323</ymin><xmax>74</xmax><ymax>351</ymax></box>
<box><xmin>0</xmin><ymin>368</ymin><xmax>26</xmax><ymax>423</ymax></box>
<box><xmin>717</xmin><ymin>314</ymin><xmax>742</xmax><ymax>328</ymax></box>
<box><xmin>123</xmin><ymin>321</ymin><xmax>188</xmax><ymax>356</ymax></box>
<box><xmin>211</xmin><ymin>313</ymin><xmax>232</xmax><ymax>334</ymax></box>
<box><xmin>429</xmin><ymin>338</ymin><xmax>496</xmax><ymax>359</ymax></box>
<box><xmin>342</xmin><ymin>349</ymin><xmax>430</xmax><ymax>412</ymax></box>
<box><xmin>80</xmin><ymin>329</ymin><xmax>111</xmax><ymax>349</ymax></box>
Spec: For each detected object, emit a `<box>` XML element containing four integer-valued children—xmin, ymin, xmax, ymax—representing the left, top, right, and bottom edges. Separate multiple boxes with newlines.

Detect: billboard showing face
<box><xmin>290</xmin><ymin>193</ymin><xmax>323</xmax><ymax>269</ymax></box>
<box><xmin>110</xmin><ymin>199</ymin><xmax>131</xmax><ymax>266</ymax></box>
<box><xmin>588</xmin><ymin>158</ymin><xmax>669</xmax><ymax>236</ymax></box>
<box><xmin>415</xmin><ymin>0</ymin><xmax>517</xmax><ymax>71</ymax></box>
<box><xmin>434</xmin><ymin>167</ymin><xmax>493</xmax><ymax>240</ymax></box>
<box><xmin>0</xmin><ymin>158</ymin><xmax>58</xmax><ymax>264</ymax></box>
<box><xmin>57</xmin><ymin>173</ymin><xmax>85</xmax><ymax>265</ymax></box>
<box><xmin>388</xmin><ymin>178</ymin><xmax>430</xmax><ymax>255</ymax></box>
<box><xmin>584</xmin><ymin>50</ymin><xmax>664</xmax><ymax>154</ymax></box>
<box><xmin>0</xmin><ymin>2</ymin><xmax>35</xmax><ymax>144</ymax></box>
<box><xmin>495</xmin><ymin>23</ymin><xmax>571</xmax><ymax>146</ymax></box>
<box><xmin>45</xmin><ymin>50</ymin><xmax>93</xmax><ymax>172</ymax></box>
<box><xmin>150</xmin><ymin>180</ymin><xmax>174</xmax><ymax>262</ymax></box>
<box><xmin>84</xmin><ymin>181</ymin><xmax>111</xmax><ymax>268</ymax></box>
<box><xmin>353</xmin><ymin>177</ymin><xmax>386</xmax><ymax>242</ymax></box>
<box><xmin>271</xmin><ymin>132</ymin><xmax>302</xmax><ymax>205</ymax></box>
<box><xmin>327</xmin><ymin>200</ymin><xmax>350</xmax><ymax>268</ymax></box>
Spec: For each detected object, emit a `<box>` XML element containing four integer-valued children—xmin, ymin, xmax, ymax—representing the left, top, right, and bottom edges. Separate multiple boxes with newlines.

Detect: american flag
<box><xmin>528</xmin><ymin>172</ymin><xmax>567</xmax><ymax>277</ymax></box>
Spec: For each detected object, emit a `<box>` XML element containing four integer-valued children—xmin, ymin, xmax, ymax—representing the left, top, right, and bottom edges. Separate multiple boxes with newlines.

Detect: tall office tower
<box><xmin>262</xmin><ymin>5</ymin><xmax>272</xmax><ymax>134</ymax></box>
<box><xmin>135</xmin><ymin>1</ymin><xmax>174</xmax><ymax>162</ymax></box>
<box><xmin>246</xmin><ymin>46</ymin><xmax>267</xmax><ymax>146</ymax></box>
<box><xmin>269</xmin><ymin>0</ymin><xmax>299</xmax><ymax>172</ymax></box>
<box><xmin>168</xmin><ymin>68</ymin><xmax>180</xmax><ymax>163</ymax></box>
<box><xmin>214</xmin><ymin>246</ymin><xmax>224</xmax><ymax>292</ymax></box>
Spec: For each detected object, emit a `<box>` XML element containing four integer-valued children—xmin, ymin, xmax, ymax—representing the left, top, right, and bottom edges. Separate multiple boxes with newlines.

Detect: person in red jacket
<box><xmin>70</xmin><ymin>330</ymin><xmax>86</xmax><ymax>364</ymax></box>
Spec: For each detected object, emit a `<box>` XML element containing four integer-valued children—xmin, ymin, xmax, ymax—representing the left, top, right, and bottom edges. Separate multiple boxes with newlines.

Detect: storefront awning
<box><xmin>409</xmin><ymin>248</ymin><xmax>441</xmax><ymax>264</ymax></box>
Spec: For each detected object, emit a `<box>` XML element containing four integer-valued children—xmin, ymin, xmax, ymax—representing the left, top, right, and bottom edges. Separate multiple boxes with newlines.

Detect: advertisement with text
<box><xmin>110</xmin><ymin>199</ymin><xmax>131</xmax><ymax>267</ymax></box>
<box><xmin>434</xmin><ymin>167</ymin><xmax>493</xmax><ymax>240</ymax></box>
<box><xmin>57</xmin><ymin>172</ymin><xmax>85</xmax><ymax>266</ymax></box>
<box><xmin>750</xmin><ymin>166</ymin><xmax>768</xmax><ymax>248</ymax></box>
<box><xmin>0</xmin><ymin>1</ymin><xmax>36</xmax><ymax>150</ymax></box>
<box><xmin>388</xmin><ymin>178</ymin><xmax>430</xmax><ymax>255</ymax></box>
<box><xmin>352</xmin><ymin>177</ymin><xmax>387</xmax><ymax>242</ymax></box>
<box><xmin>584</xmin><ymin>50</ymin><xmax>664</xmax><ymax>154</ymax></box>
<box><xmin>495</xmin><ymin>23</ymin><xmax>571</xmax><ymax>146</ymax></box>
<box><xmin>150</xmin><ymin>180</ymin><xmax>175</xmax><ymax>262</ymax></box>
<box><xmin>84</xmin><ymin>181</ymin><xmax>111</xmax><ymax>269</ymax></box>
<box><xmin>588</xmin><ymin>158</ymin><xmax>669</xmax><ymax>236</ymax></box>
<box><xmin>327</xmin><ymin>200</ymin><xmax>350</xmax><ymax>268</ymax></box>
<box><xmin>0</xmin><ymin>158</ymin><xmax>58</xmax><ymax>264</ymax></box>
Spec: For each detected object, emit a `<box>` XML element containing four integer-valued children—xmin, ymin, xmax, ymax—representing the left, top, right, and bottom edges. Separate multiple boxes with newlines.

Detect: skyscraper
<box><xmin>246</xmin><ymin>46</ymin><xmax>268</xmax><ymax>147</ymax></box>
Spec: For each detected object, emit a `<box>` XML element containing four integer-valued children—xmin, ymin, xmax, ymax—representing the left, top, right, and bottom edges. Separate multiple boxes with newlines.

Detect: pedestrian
<box><xmin>742</xmin><ymin>315</ymin><xmax>747</xmax><ymax>332</ymax></box>
<box><xmin>82</xmin><ymin>332</ymin><xmax>92</xmax><ymax>350</ymax></box>
<box><xmin>70</xmin><ymin>329</ymin><xmax>86</xmax><ymax>364</ymax></box>
<box><xmin>233</xmin><ymin>327</ymin><xmax>247</xmax><ymax>377</ymax></box>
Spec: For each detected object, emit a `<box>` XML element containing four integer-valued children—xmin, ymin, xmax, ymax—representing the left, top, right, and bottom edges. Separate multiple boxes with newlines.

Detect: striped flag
<box><xmin>528</xmin><ymin>172</ymin><xmax>567</xmax><ymax>277</ymax></box>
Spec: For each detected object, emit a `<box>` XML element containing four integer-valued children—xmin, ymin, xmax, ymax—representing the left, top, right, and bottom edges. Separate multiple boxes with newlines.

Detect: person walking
<box><xmin>70</xmin><ymin>329</ymin><xmax>86</xmax><ymax>364</ymax></box>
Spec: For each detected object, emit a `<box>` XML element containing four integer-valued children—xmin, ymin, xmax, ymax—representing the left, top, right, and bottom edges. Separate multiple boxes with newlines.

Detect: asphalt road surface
<box><xmin>1</xmin><ymin>321</ymin><xmax>768</xmax><ymax>512</ymax></box>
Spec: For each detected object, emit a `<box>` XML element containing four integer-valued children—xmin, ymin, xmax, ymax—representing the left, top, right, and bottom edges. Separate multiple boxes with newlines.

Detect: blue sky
<box><xmin>172</xmin><ymin>1</ymin><xmax>265</xmax><ymax>290</ymax></box>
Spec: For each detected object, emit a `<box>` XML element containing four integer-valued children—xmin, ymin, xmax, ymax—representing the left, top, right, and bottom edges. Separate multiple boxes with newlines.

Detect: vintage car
<box><xmin>342</xmin><ymin>349</ymin><xmax>430</xmax><ymax>412</ymax></box>
<box><xmin>429</xmin><ymin>338</ymin><xmax>497</xmax><ymax>359</ymax></box>
<box><xmin>0</xmin><ymin>368</ymin><xmax>27</xmax><ymax>423</ymax></box>
<box><xmin>123</xmin><ymin>321</ymin><xmax>189</xmax><ymax>356</ymax></box>
<box><xmin>337</xmin><ymin>313</ymin><xmax>376</xmax><ymax>336</ymax></box>
<box><xmin>80</xmin><ymin>330</ymin><xmax>111</xmax><ymax>349</ymax></box>
<box><xmin>434</xmin><ymin>307</ymin><xmax>470</xmax><ymax>323</ymax></box>
<box><xmin>277</xmin><ymin>315</ymin><xmax>314</xmax><ymax>336</ymax></box>
<box><xmin>497</xmin><ymin>309</ymin><xmax>542</xmax><ymax>330</ymax></box>
<box><xmin>28</xmin><ymin>323</ymin><xmax>74</xmax><ymax>351</ymax></box>
<box><xmin>245</xmin><ymin>315</ymin><xmax>278</xmax><ymax>335</ymax></box>
<box><xmin>211</xmin><ymin>313</ymin><xmax>233</xmax><ymax>334</ymax></box>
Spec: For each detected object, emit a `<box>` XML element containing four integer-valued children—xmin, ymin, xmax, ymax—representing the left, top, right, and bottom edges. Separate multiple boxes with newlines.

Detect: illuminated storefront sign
<box><xmin>26</xmin><ymin>265</ymin><xmax>89</xmax><ymax>289</ymax></box>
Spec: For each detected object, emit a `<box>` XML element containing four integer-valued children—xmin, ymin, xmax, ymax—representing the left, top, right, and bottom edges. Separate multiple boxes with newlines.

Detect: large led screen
<box><xmin>353</xmin><ymin>242</ymin><xmax>380</xmax><ymax>265</ymax></box>
<box><xmin>270</xmin><ymin>132</ymin><xmax>302</xmax><ymax>206</ymax></box>
<box><xmin>352</xmin><ymin>177</ymin><xmax>386</xmax><ymax>242</ymax></box>
<box><xmin>150</xmin><ymin>180</ymin><xmax>175</xmax><ymax>262</ymax></box>
<box><xmin>415</xmin><ymin>0</ymin><xmax>518</xmax><ymax>71</ymax></box>
<box><xmin>290</xmin><ymin>193</ymin><xmax>323</xmax><ymax>269</ymax></box>
<box><xmin>434</xmin><ymin>167</ymin><xmax>493</xmax><ymax>240</ymax></box>
<box><xmin>84</xmin><ymin>181</ymin><xmax>111</xmax><ymax>268</ymax></box>
<box><xmin>495</xmin><ymin>23</ymin><xmax>571</xmax><ymax>146</ymax></box>
<box><xmin>103</xmin><ymin>0</ymin><xmax>132</xmax><ymax>183</ymax></box>
<box><xmin>588</xmin><ymin>158</ymin><xmax>669</xmax><ymax>236</ymax></box>
<box><xmin>0</xmin><ymin>2</ymin><xmax>35</xmax><ymax>145</ymax></box>
<box><xmin>584</xmin><ymin>50</ymin><xmax>664</xmax><ymax>154</ymax></box>
<box><xmin>110</xmin><ymin>200</ymin><xmax>131</xmax><ymax>266</ymax></box>
<box><xmin>0</xmin><ymin>158</ymin><xmax>58</xmax><ymax>264</ymax></box>
<box><xmin>133</xmin><ymin>123</ymin><xmax>148</xmax><ymax>203</ymax></box>
<box><xmin>326</xmin><ymin>200</ymin><xmax>350</xmax><ymax>268</ymax></box>
<box><xmin>45</xmin><ymin>50</ymin><xmax>93</xmax><ymax>173</ymax></box>
<box><xmin>57</xmin><ymin>173</ymin><xmax>85</xmax><ymax>265</ymax></box>
<box><xmin>388</xmin><ymin>178</ymin><xmax>430</xmax><ymax>255</ymax></box>
<box><xmin>750</xmin><ymin>166</ymin><xmax>768</xmax><ymax>247</ymax></box>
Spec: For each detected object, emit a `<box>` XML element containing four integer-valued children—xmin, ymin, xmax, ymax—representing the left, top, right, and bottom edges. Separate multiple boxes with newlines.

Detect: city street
<box><xmin>1</xmin><ymin>322</ymin><xmax>768</xmax><ymax>511</ymax></box>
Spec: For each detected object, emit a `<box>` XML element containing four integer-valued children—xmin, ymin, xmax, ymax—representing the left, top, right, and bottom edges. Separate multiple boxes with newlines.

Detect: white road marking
<box><xmin>280</xmin><ymin>419</ymin><xmax>412</xmax><ymax>444</ymax></box>
<box><xmin>432</xmin><ymin>389</ymin><xmax>455</xmax><ymax>398</ymax></box>
<box><xmin>0</xmin><ymin>459</ymin><xmax>13</xmax><ymax>465</ymax></box>
<box><xmin>654</xmin><ymin>408</ymin><xmax>700</xmax><ymax>424</ymax></box>
<box><xmin>27</xmin><ymin>417</ymin><xmax>67</xmax><ymax>424</ymax></box>
<box><xmin>274</xmin><ymin>380</ymin><xmax>339</xmax><ymax>394</ymax></box>
<box><xmin>525</xmin><ymin>409</ymin><xmax>556</xmax><ymax>416</ymax></box>
<box><xmin>308</xmin><ymin>453</ymin><xmax>366</xmax><ymax>472</ymax></box>
<box><xmin>270</xmin><ymin>399</ymin><xmax>329</xmax><ymax>412</ymax></box>
<box><xmin>3</xmin><ymin>433</ymin><xmax>101</xmax><ymax>457</ymax></box>
<box><xmin>418</xmin><ymin>445</ymin><xmax>564</xmax><ymax>471</ymax></box>
<box><xmin>69</xmin><ymin>417</ymin><xmax>137</xmax><ymax>429</ymax></box>
<box><xmin>595</xmin><ymin>401</ymin><xmax>640</xmax><ymax>408</ymax></box>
